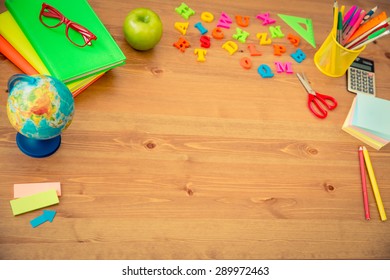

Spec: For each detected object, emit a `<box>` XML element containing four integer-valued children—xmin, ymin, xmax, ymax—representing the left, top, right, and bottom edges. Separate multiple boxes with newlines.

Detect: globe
<box><xmin>6</xmin><ymin>74</ymin><xmax>74</xmax><ymax>158</ymax></box>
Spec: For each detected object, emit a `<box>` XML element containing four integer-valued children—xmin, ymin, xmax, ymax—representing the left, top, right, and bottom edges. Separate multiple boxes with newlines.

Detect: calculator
<box><xmin>347</xmin><ymin>57</ymin><xmax>376</xmax><ymax>96</ymax></box>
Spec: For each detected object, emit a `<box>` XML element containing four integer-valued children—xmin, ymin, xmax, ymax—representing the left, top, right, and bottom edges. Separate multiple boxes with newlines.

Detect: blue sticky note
<box><xmin>352</xmin><ymin>94</ymin><xmax>390</xmax><ymax>140</ymax></box>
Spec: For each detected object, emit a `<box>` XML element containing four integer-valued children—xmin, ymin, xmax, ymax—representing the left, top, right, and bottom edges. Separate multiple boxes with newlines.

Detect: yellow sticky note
<box><xmin>10</xmin><ymin>189</ymin><xmax>59</xmax><ymax>216</ymax></box>
<box><xmin>14</xmin><ymin>182</ymin><xmax>61</xmax><ymax>198</ymax></box>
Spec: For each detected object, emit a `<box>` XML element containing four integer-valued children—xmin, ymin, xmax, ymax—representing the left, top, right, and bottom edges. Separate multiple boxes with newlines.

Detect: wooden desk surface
<box><xmin>1</xmin><ymin>0</ymin><xmax>390</xmax><ymax>260</ymax></box>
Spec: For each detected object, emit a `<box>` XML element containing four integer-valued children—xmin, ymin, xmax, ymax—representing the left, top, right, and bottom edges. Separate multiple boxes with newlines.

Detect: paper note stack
<box><xmin>342</xmin><ymin>93</ymin><xmax>390</xmax><ymax>150</ymax></box>
<box><xmin>1</xmin><ymin>0</ymin><xmax>126</xmax><ymax>97</ymax></box>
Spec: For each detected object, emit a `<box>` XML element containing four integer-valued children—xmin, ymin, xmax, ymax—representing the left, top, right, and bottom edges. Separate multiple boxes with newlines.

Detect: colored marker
<box><xmin>343</xmin><ymin>5</ymin><xmax>357</xmax><ymax>27</ymax></box>
<box><xmin>345</xmin><ymin>17</ymin><xmax>390</xmax><ymax>49</ymax></box>
<box><xmin>342</xmin><ymin>10</ymin><xmax>366</xmax><ymax>45</ymax></box>
<box><xmin>343</xmin><ymin>8</ymin><xmax>361</xmax><ymax>37</ymax></box>
<box><xmin>337</xmin><ymin>11</ymin><xmax>343</xmax><ymax>43</ymax></box>
<box><xmin>351</xmin><ymin>28</ymin><xmax>390</xmax><ymax>50</ymax></box>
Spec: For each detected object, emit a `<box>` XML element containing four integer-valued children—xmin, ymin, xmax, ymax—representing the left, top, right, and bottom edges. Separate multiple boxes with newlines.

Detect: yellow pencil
<box><xmin>329</xmin><ymin>1</ymin><xmax>339</xmax><ymax>74</ymax></box>
<box><xmin>362</xmin><ymin>146</ymin><xmax>387</xmax><ymax>221</ymax></box>
<box><xmin>332</xmin><ymin>1</ymin><xmax>339</xmax><ymax>36</ymax></box>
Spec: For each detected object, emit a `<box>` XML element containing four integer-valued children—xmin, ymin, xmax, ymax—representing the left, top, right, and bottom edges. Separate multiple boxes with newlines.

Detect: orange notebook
<box><xmin>0</xmin><ymin>34</ymin><xmax>38</xmax><ymax>75</ymax></box>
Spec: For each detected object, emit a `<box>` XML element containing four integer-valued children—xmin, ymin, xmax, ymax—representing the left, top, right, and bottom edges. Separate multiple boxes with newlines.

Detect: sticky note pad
<box><xmin>14</xmin><ymin>182</ymin><xmax>61</xmax><ymax>198</ymax></box>
<box><xmin>352</xmin><ymin>94</ymin><xmax>390</xmax><ymax>140</ymax></box>
<box><xmin>10</xmin><ymin>189</ymin><xmax>59</xmax><ymax>216</ymax></box>
<box><xmin>342</xmin><ymin>94</ymin><xmax>390</xmax><ymax>150</ymax></box>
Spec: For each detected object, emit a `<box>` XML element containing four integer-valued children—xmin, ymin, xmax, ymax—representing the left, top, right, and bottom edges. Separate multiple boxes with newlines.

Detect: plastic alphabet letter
<box><xmin>240</xmin><ymin>57</ymin><xmax>252</xmax><ymax>69</ymax></box>
<box><xmin>257</xmin><ymin>64</ymin><xmax>274</xmax><ymax>78</ymax></box>
<box><xmin>212</xmin><ymin>27</ymin><xmax>225</xmax><ymax>39</ymax></box>
<box><xmin>173</xmin><ymin>37</ymin><xmax>191</xmax><ymax>52</ymax></box>
<box><xmin>222</xmin><ymin>41</ymin><xmax>238</xmax><ymax>55</ymax></box>
<box><xmin>194</xmin><ymin>22</ymin><xmax>208</xmax><ymax>35</ymax></box>
<box><xmin>174</xmin><ymin>22</ymin><xmax>189</xmax><ymax>35</ymax></box>
<box><xmin>247</xmin><ymin>44</ymin><xmax>262</xmax><ymax>56</ymax></box>
<box><xmin>274</xmin><ymin>62</ymin><xmax>293</xmax><ymax>73</ymax></box>
<box><xmin>269</xmin><ymin>26</ymin><xmax>285</xmax><ymax>38</ymax></box>
<box><xmin>217</xmin><ymin>12</ymin><xmax>233</xmax><ymax>29</ymax></box>
<box><xmin>175</xmin><ymin>3</ymin><xmax>195</xmax><ymax>20</ymax></box>
<box><xmin>232</xmin><ymin>27</ymin><xmax>249</xmax><ymax>43</ymax></box>
<box><xmin>290</xmin><ymin>48</ymin><xmax>306</xmax><ymax>63</ymax></box>
<box><xmin>194</xmin><ymin>49</ymin><xmax>207</xmax><ymax>62</ymax></box>
<box><xmin>287</xmin><ymin>34</ymin><xmax>300</xmax><ymax>47</ymax></box>
<box><xmin>256</xmin><ymin>12</ymin><xmax>276</xmax><ymax>25</ymax></box>
<box><xmin>235</xmin><ymin>15</ymin><xmax>250</xmax><ymax>27</ymax></box>
<box><xmin>256</xmin><ymin>32</ymin><xmax>272</xmax><ymax>45</ymax></box>
<box><xmin>200</xmin><ymin>35</ymin><xmax>211</xmax><ymax>48</ymax></box>
<box><xmin>273</xmin><ymin>44</ymin><xmax>286</xmax><ymax>56</ymax></box>
<box><xmin>201</xmin><ymin>11</ymin><xmax>214</xmax><ymax>23</ymax></box>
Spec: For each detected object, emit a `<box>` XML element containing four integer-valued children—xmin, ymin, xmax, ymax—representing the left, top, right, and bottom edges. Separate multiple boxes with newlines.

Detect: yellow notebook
<box><xmin>0</xmin><ymin>11</ymin><xmax>103</xmax><ymax>93</ymax></box>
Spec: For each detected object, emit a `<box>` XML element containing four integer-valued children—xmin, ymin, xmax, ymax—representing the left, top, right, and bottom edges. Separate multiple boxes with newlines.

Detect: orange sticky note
<box><xmin>14</xmin><ymin>182</ymin><xmax>61</xmax><ymax>198</ymax></box>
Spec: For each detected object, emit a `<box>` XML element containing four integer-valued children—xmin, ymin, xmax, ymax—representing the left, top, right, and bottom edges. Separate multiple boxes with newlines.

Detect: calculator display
<box><xmin>351</xmin><ymin>62</ymin><xmax>373</xmax><ymax>72</ymax></box>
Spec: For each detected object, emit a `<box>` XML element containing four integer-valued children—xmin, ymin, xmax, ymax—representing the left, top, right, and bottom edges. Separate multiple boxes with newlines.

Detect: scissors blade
<box><xmin>296</xmin><ymin>73</ymin><xmax>316</xmax><ymax>95</ymax></box>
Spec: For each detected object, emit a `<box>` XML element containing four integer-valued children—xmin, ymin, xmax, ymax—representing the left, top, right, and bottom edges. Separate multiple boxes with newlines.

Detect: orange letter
<box><xmin>273</xmin><ymin>44</ymin><xmax>286</xmax><ymax>56</ymax></box>
<box><xmin>212</xmin><ymin>27</ymin><xmax>224</xmax><ymax>39</ymax></box>
<box><xmin>247</xmin><ymin>44</ymin><xmax>262</xmax><ymax>56</ymax></box>
<box><xmin>240</xmin><ymin>57</ymin><xmax>252</xmax><ymax>69</ymax></box>
<box><xmin>173</xmin><ymin>37</ymin><xmax>191</xmax><ymax>52</ymax></box>
<box><xmin>235</xmin><ymin>15</ymin><xmax>250</xmax><ymax>27</ymax></box>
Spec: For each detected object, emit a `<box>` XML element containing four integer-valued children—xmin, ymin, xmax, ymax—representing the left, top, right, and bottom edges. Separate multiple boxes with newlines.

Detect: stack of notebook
<box><xmin>0</xmin><ymin>0</ymin><xmax>126</xmax><ymax>97</ymax></box>
<box><xmin>342</xmin><ymin>93</ymin><xmax>390</xmax><ymax>150</ymax></box>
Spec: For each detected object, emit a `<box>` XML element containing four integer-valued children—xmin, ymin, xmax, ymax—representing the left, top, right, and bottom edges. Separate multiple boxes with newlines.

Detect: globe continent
<box><xmin>7</xmin><ymin>75</ymin><xmax>74</xmax><ymax>140</ymax></box>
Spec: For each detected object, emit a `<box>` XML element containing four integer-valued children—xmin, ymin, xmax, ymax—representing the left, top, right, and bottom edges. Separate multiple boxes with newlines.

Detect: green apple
<box><xmin>123</xmin><ymin>8</ymin><xmax>163</xmax><ymax>51</ymax></box>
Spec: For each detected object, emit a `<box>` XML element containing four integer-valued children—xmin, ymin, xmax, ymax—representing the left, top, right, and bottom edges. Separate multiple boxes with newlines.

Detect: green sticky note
<box><xmin>10</xmin><ymin>189</ymin><xmax>59</xmax><ymax>216</ymax></box>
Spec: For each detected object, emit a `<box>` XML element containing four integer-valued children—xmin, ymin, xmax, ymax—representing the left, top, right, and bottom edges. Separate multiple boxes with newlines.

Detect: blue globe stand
<box><xmin>16</xmin><ymin>133</ymin><xmax>61</xmax><ymax>158</ymax></box>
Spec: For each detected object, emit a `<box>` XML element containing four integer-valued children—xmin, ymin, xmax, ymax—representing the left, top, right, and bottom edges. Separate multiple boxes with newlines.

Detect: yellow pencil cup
<box><xmin>314</xmin><ymin>32</ymin><xmax>366</xmax><ymax>77</ymax></box>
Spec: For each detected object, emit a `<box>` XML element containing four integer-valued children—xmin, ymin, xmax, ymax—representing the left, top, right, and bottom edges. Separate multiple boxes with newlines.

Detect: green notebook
<box><xmin>5</xmin><ymin>0</ymin><xmax>126</xmax><ymax>83</ymax></box>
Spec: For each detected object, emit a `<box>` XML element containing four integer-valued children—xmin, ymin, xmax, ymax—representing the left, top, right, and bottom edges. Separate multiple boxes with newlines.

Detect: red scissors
<box><xmin>296</xmin><ymin>73</ymin><xmax>338</xmax><ymax>119</ymax></box>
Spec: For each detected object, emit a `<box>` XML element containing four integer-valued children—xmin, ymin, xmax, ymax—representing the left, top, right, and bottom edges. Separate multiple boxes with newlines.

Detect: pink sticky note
<box><xmin>14</xmin><ymin>182</ymin><xmax>61</xmax><ymax>198</ymax></box>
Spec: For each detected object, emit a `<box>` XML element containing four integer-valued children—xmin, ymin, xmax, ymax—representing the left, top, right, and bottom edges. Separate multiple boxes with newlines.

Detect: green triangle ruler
<box><xmin>278</xmin><ymin>14</ymin><xmax>316</xmax><ymax>48</ymax></box>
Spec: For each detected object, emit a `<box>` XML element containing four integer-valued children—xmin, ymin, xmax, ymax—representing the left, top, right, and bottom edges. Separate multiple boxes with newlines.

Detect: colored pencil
<box><xmin>362</xmin><ymin>146</ymin><xmax>387</xmax><ymax>221</ymax></box>
<box><xmin>358</xmin><ymin>146</ymin><xmax>370</xmax><ymax>220</ymax></box>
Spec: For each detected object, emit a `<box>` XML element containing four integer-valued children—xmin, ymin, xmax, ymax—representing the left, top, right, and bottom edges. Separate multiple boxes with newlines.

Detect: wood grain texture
<box><xmin>0</xmin><ymin>0</ymin><xmax>390</xmax><ymax>260</ymax></box>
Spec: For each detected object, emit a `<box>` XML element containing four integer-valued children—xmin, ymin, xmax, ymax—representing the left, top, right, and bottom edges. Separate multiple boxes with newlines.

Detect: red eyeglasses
<box><xmin>39</xmin><ymin>3</ymin><xmax>97</xmax><ymax>47</ymax></box>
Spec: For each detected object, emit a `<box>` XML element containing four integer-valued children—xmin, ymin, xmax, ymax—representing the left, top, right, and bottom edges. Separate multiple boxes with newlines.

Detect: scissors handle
<box><xmin>308</xmin><ymin>92</ymin><xmax>338</xmax><ymax>119</ymax></box>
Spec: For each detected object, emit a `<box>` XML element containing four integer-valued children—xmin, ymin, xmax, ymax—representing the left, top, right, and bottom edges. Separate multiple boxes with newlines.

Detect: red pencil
<box><xmin>358</xmin><ymin>146</ymin><xmax>370</xmax><ymax>220</ymax></box>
